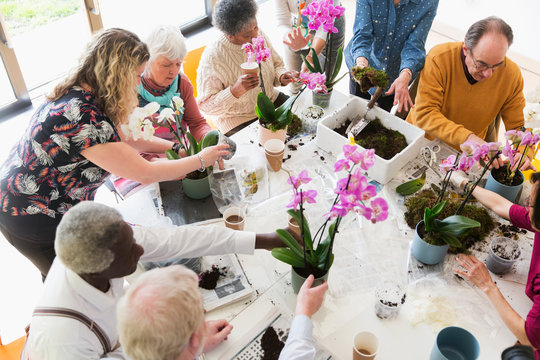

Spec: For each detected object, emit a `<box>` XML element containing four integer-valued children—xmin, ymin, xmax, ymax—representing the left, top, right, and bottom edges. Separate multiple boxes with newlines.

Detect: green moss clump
<box><xmin>404</xmin><ymin>189</ymin><xmax>495</xmax><ymax>252</ymax></box>
<box><xmin>350</xmin><ymin>66</ymin><xmax>389</xmax><ymax>92</ymax></box>
<box><xmin>287</xmin><ymin>114</ymin><xmax>302</xmax><ymax>137</ymax></box>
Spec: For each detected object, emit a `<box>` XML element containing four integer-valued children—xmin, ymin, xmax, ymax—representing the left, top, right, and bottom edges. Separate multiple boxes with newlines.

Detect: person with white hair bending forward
<box><xmin>117</xmin><ymin>266</ymin><xmax>329</xmax><ymax>360</ymax></box>
<box><xmin>21</xmin><ymin>201</ymin><xmax>287</xmax><ymax>360</ymax></box>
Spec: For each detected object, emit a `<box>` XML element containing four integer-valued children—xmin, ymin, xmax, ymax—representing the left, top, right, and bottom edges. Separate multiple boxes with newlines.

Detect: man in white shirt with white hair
<box><xmin>117</xmin><ymin>266</ymin><xmax>328</xmax><ymax>360</ymax></box>
<box><xmin>22</xmin><ymin>201</ymin><xmax>290</xmax><ymax>359</ymax></box>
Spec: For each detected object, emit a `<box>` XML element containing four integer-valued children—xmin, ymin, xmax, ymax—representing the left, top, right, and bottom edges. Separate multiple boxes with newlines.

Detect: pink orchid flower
<box><xmin>299</xmin><ymin>72</ymin><xmax>327</xmax><ymax>93</ymax></box>
<box><xmin>355</xmin><ymin>204</ymin><xmax>373</xmax><ymax>221</ymax></box>
<box><xmin>502</xmin><ymin>140</ymin><xmax>516</xmax><ymax>168</ymax></box>
<box><xmin>370</xmin><ymin>198</ymin><xmax>389</xmax><ymax>223</ymax></box>
<box><xmin>440</xmin><ymin>155</ymin><xmax>456</xmax><ymax>173</ymax></box>
<box><xmin>334</xmin><ymin>158</ymin><xmax>350</xmax><ymax>172</ymax></box>
<box><xmin>302</xmin><ymin>0</ymin><xmax>345</xmax><ymax>34</ymax></box>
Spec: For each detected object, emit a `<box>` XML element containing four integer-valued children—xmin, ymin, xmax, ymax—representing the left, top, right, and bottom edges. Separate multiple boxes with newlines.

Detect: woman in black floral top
<box><xmin>0</xmin><ymin>28</ymin><xmax>229</xmax><ymax>277</ymax></box>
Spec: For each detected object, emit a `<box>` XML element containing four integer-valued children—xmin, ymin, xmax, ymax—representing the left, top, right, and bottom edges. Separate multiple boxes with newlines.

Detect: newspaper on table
<box><xmin>207</xmin><ymin>308</ymin><xmax>333</xmax><ymax>360</ymax></box>
<box><xmin>199</xmin><ymin>254</ymin><xmax>254</xmax><ymax>312</ymax></box>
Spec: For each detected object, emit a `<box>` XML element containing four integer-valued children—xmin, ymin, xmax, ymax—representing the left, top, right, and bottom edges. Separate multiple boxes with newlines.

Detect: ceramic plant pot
<box><xmin>430</xmin><ymin>326</ymin><xmax>480</xmax><ymax>360</ymax></box>
<box><xmin>485</xmin><ymin>168</ymin><xmax>524</xmax><ymax>203</ymax></box>
<box><xmin>486</xmin><ymin>237</ymin><xmax>521</xmax><ymax>275</ymax></box>
<box><xmin>181</xmin><ymin>175</ymin><xmax>211</xmax><ymax>200</ymax></box>
<box><xmin>312</xmin><ymin>90</ymin><xmax>333</xmax><ymax>109</ymax></box>
<box><xmin>411</xmin><ymin>221</ymin><xmax>449</xmax><ymax>265</ymax></box>
<box><xmin>258</xmin><ymin>124</ymin><xmax>287</xmax><ymax>146</ymax></box>
<box><xmin>291</xmin><ymin>267</ymin><xmax>328</xmax><ymax>294</ymax></box>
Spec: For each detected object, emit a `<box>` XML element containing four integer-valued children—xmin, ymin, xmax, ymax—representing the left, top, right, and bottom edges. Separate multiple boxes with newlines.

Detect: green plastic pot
<box><xmin>291</xmin><ymin>266</ymin><xmax>329</xmax><ymax>294</ymax></box>
<box><xmin>181</xmin><ymin>175</ymin><xmax>211</xmax><ymax>200</ymax></box>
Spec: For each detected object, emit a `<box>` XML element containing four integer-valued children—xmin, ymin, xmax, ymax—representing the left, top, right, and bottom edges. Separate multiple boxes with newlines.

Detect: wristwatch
<box><xmin>197</xmin><ymin>153</ymin><xmax>206</xmax><ymax>172</ymax></box>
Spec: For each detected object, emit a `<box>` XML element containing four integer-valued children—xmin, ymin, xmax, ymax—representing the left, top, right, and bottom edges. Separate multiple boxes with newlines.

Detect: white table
<box><xmin>115</xmin><ymin>90</ymin><xmax>534</xmax><ymax>360</ymax></box>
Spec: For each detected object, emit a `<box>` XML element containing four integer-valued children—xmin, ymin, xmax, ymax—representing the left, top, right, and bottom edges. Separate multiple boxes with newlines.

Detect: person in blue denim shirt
<box><xmin>345</xmin><ymin>0</ymin><xmax>439</xmax><ymax>113</ymax></box>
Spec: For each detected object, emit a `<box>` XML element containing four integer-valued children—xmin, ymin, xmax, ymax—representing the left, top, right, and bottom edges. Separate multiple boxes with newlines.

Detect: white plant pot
<box><xmin>316</xmin><ymin>97</ymin><xmax>425</xmax><ymax>184</ymax></box>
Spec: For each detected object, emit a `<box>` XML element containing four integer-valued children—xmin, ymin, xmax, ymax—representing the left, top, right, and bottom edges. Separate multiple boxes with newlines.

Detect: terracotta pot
<box><xmin>258</xmin><ymin>124</ymin><xmax>287</xmax><ymax>146</ymax></box>
<box><xmin>290</xmin><ymin>266</ymin><xmax>328</xmax><ymax>294</ymax></box>
<box><xmin>181</xmin><ymin>175</ymin><xmax>211</xmax><ymax>200</ymax></box>
<box><xmin>411</xmin><ymin>221</ymin><xmax>449</xmax><ymax>265</ymax></box>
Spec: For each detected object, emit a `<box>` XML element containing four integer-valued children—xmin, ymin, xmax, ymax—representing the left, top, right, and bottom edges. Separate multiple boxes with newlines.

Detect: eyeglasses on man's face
<box><xmin>469</xmin><ymin>49</ymin><xmax>506</xmax><ymax>72</ymax></box>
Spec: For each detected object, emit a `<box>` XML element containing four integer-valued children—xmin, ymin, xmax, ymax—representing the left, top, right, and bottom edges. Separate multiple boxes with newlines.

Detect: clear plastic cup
<box><xmin>374</xmin><ymin>282</ymin><xmax>406</xmax><ymax>320</ymax></box>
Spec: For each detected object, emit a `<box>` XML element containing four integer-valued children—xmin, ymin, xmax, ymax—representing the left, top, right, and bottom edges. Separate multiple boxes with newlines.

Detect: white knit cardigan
<box><xmin>196</xmin><ymin>31</ymin><xmax>288</xmax><ymax>134</ymax></box>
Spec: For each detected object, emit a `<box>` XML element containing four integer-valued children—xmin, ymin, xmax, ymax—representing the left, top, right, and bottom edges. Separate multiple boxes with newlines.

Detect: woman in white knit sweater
<box><xmin>197</xmin><ymin>0</ymin><xmax>298</xmax><ymax>136</ymax></box>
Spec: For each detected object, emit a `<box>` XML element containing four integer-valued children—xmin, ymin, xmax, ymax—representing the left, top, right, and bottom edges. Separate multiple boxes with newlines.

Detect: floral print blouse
<box><xmin>0</xmin><ymin>87</ymin><xmax>120</xmax><ymax>218</ymax></box>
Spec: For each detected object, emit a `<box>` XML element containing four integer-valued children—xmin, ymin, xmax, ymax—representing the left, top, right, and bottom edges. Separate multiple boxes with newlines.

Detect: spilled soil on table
<box><xmin>261</xmin><ymin>326</ymin><xmax>286</xmax><ymax>360</ymax></box>
<box><xmin>198</xmin><ymin>265</ymin><xmax>228</xmax><ymax>290</ymax></box>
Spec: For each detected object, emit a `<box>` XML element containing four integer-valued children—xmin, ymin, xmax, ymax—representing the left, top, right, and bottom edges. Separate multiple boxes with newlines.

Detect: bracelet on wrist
<box><xmin>463</xmin><ymin>181</ymin><xmax>474</xmax><ymax>194</ymax></box>
<box><xmin>400</xmin><ymin>68</ymin><xmax>413</xmax><ymax>79</ymax></box>
<box><xmin>197</xmin><ymin>153</ymin><xmax>206</xmax><ymax>172</ymax></box>
<box><xmin>171</xmin><ymin>143</ymin><xmax>181</xmax><ymax>154</ymax></box>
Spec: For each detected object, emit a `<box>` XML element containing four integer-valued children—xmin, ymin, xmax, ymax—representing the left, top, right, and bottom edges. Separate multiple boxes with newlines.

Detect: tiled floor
<box><xmin>1</xmin><ymin>0</ymin><xmax>539</xmax><ymax>345</ymax></box>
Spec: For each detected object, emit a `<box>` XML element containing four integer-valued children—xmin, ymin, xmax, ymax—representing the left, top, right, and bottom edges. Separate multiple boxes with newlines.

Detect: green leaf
<box><xmin>440</xmin><ymin>233</ymin><xmax>462</xmax><ymax>248</ymax></box>
<box><xmin>165</xmin><ymin>149</ymin><xmax>180</xmax><ymax>160</ymax></box>
<box><xmin>200</xmin><ymin>129</ymin><xmax>219</xmax><ymax>149</ymax></box>
<box><xmin>436</xmin><ymin>215</ymin><xmax>480</xmax><ymax>237</ymax></box>
<box><xmin>287</xmin><ymin>209</ymin><xmax>312</xmax><ymax>251</ymax></box>
<box><xmin>186</xmin><ymin>132</ymin><xmax>199</xmax><ymax>156</ymax></box>
<box><xmin>310</xmin><ymin>47</ymin><xmax>323</xmax><ymax>73</ymax></box>
<box><xmin>300</xmin><ymin>53</ymin><xmax>317</xmax><ymax>73</ymax></box>
<box><xmin>318</xmin><ymin>253</ymin><xmax>334</xmax><ymax>271</ymax></box>
<box><xmin>396</xmin><ymin>172</ymin><xmax>426</xmax><ymax>196</ymax></box>
<box><xmin>431</xmin><ymin>200</ymin><xmax>447</xmax><ymax>217</ymax></box>
<box><xmin>271</xmin><ymin>248</ymin><xmax>305</xmax><ymax>267</ymax></box>
<box><xmin>276</xmin><ymin>229</ymin><xmax>305</xmax><ymax>259</ymax></box>
<box><xmin>256</xmin><ymin>92</ymin><xmax>277</xmax><ymax>121</ymax></box>
<box><xmin>329</xmin><ymin>47</ymin><xmax>343</xmax><ymax>84</ymax></box>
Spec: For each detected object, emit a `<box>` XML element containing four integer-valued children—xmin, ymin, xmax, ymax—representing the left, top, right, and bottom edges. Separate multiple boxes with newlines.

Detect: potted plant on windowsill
<box><xmin>485</xmin><ymin>129</ymin><xmax>539</xmax><ymax>202</ymax></box>
<box><xmin>124</xmin><ymin>98</ymin><xmax>220</xmax><ymax>200</ymax></box>
<box><xmin>300</xmin><ymin>0</ymin><xmax>347</xmax><ymax>108</ymax></box>
<box><xmin>271</xmin><ymin>144</ymin><xmax>389</xmax><ymax>293</ymax></box>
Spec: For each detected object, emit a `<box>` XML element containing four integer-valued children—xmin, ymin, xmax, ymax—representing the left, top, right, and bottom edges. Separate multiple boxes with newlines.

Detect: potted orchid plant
<box><xmin>272</xmin><ymin>144</ymin><xmax>389</xmax><ymax>293</ymax></box>
<box><xmin>300</xmin><ymin>0</ymin><xmax>347</xmax><ymax>108</ymax></box>
<box><xmin>485</xmin><ymin>129</ymin><xmax>540</xmax><ymax>202</ymax></box>
<box><xmin>408</xmin><ymin>141</ymin><xmax>500</xmax><ymax>264</ymax></box>
<box><xmin>124</xmin><ymin>97</ymin><xmax>220</xmax><ymax>199</ymax></box>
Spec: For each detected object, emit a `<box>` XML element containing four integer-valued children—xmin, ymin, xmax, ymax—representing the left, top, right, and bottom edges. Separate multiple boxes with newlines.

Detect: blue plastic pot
<box><xmin>485</xmin><ymin>169</ymin><xmax>523</xmax><ymax>203</ymax></box>
<box><xmin>430</xmin><ymin>326</ymin><xmax>480</xmax><ymax>360</ymax></box>
<box><xmin>411</xmin><ymin>221</ymin><xmax>449</xmax><ymax>265</ymax></box>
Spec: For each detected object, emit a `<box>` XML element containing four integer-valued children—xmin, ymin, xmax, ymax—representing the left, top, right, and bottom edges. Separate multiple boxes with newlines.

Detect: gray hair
<box><xmin>146</xmin><ymin>25</ymin><xmax>187</xmax><ymax>63</ymax></box>
<box><xmin>117</xmin><ymin>266</ymin><xmax>204</xmax><ymax>360</ymax></box>
<box><xmin>55</xmin><ymin>201</ymin><xmax>124</xmax><ymax>274</ymax></box>
<box><xmin>464</xmin><ymin>16</ymin><xmax>514</xmax><ymax>50</ymax></box>
<box><xmin>213</xmin><ymin>0</ymin><xmax>258</xmax><ymax>36</ymax></box>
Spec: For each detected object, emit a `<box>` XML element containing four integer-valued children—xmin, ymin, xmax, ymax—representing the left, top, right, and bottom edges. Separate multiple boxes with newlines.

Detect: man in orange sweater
<box><xmin>407</xmin><ymin>17</ymin><xmax>532</xmax><ymax>169</ymax></box>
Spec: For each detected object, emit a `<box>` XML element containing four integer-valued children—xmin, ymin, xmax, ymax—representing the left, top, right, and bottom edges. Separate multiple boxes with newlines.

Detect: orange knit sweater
<box><xmin>407</xmin><ymin>42</ymin><xmax>525</xmax><ymax>149</ymax></box>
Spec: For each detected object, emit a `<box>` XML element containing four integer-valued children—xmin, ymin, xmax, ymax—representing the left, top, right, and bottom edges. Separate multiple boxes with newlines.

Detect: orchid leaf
<box><xmin>186</xmin><ymin>132</ymin><xmax>199</xmax><ymax>156</ymax></box>
<box><xmin>396</xmin><ymin>172</ymin><xmax>426</xmax><ymax>196</ymax></box>
<box><xmin>436</xmin><ymin>215</ymin><xmax>480</xmax><ymax>237</ymax></box>
<box><xmin>440</xmin><ymin>233</ymin><xmax>462</xmax><ymax>248</ymax></box>
<box><xmin>271</xmin><ymin>248</ymin><xmax>305</xmax><ymax>268</ymax></box>
<box><xmin>200</xmin><ymin>130</ymin><xmax>220</xmax><ymax>149</ymax></box>
<box><xmin>165</xmin><ymin>149</ymin><xmax>180</xmax><ymax>160</ymax></box>
<box><xmin>300</xmin><ymin>54</ymin><xmax>317</xmax><ymax>73</ymax></box>
<box><xmin>329</xmin><ymin>47</ymin><xmax>343</xmax><ymax>84</ymax></box>
<box><xmin>309</xmin><ymin>47</ymin><xmax>322</xmax><ymax>73</ymax></box>
<box><xmin>256</xmin><ymin>92</ymin><xmax>277</xmax><ymax>122</ymax></box>
<box><xmin>276</xmin><ymin>229</ymin><xmax>305</xmax><ymax>259</ymax></box>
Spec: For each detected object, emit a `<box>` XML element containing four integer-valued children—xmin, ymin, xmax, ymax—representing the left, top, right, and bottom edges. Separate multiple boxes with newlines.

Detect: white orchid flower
<box><xmin>120</xmin><ymin>124</ymin><xmax>133</xmax><ymax>139</ymax></box>
<box><xmin>143</xmin><ymin>102</ymin><xmax>160</xmax><ymax>117</ymax></box>
<box><xmin>159</xmin><ymin>108</ymin><xmax>175</xmax><ymax>123</ymax></box>
<box><xmin>172</xmin><ymin>96</ymin><xmax>184</xmax><ymax>112</ymax></box>
<box><xmin>141</xmin><ymin>119</ymin><xmax>155</xmax><ymax>140</ymax></box>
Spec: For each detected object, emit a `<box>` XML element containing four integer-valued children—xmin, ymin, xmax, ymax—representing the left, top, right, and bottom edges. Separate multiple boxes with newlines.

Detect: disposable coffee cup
<box><xmin>353</xmin><ymin>331</ymin><xmax>378</xmax><ymax>360</ymax></box>
<box><xmin>264</xmin><ymin>139</ymin><xmax>285</xmax><ymax>172</ymax></box>
<box><xmin>288</xmin><ymin>214</ymin><xmax>310</xmax><ymax>236</ymax></box>
<box><xmin>241</xmin><ymin>62</ymin><xmax>259</xmax><ymax>75</ymax></box>
<box><xmin>223</xmin><ymin>206</ymin><xmax>245</xmax><ymax>231</ymax></box>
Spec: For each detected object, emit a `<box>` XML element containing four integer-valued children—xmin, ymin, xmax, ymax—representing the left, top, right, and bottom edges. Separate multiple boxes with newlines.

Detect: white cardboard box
<box><xmin>316</xmin><ymin>96</ymin><xmax>425</xmax><ymax>184</ymax></box>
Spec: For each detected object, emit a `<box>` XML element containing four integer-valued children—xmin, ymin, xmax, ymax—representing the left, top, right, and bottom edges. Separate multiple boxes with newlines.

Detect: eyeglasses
<box><xmin>469</xmin><ymin>49</ymin><xmax>506</xmax><ymax>72</ymax></box>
